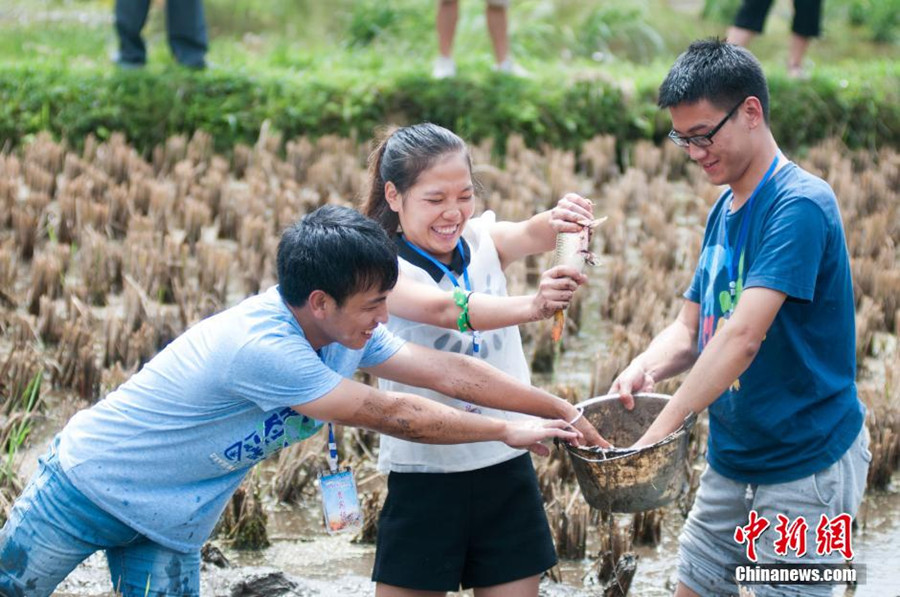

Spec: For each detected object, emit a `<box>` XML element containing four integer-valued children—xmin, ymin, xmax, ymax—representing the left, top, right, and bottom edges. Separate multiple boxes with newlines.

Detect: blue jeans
<box><xmin>115</xmin><ymin>0</ymin><xmax>208</xmax><ymax>67</ymax></box>
<box><xmin>0</xmin><ymin>440</ymin><xmax>200</xmax><ymax>597</ymax></box>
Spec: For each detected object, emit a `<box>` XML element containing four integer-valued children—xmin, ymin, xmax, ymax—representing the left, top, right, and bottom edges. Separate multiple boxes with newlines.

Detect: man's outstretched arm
<box><xmin>293</xmin><ymin>378</ymin><xmax>581</xmax><ymax>456</ymax></box>
<box><xmin>362</xmin><ymin>342</ymin><xmax>608</xmax><ymax>447</ymax></box>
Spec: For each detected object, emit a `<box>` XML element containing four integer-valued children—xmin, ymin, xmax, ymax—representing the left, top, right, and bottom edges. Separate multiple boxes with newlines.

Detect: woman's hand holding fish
<box><xmin>530</xmin><ymin>265</ymin><xmax>588</xmax><ymax>320</ymax></box>
<box><xmin>548</xmin><ymin>193</ymin><xmax>594</xmax><ymax>233</ymax></box>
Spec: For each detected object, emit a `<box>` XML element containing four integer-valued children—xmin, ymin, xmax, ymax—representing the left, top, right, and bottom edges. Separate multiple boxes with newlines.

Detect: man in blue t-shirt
<box><xmin>611</xmin><ymin>40</ymin><xmax>869</xmax><ymax>596</ymax></box>
<box><xmin>0</xmin><ymin>205</ymin><xmax>603</xmax><ymax>597</ymax></box>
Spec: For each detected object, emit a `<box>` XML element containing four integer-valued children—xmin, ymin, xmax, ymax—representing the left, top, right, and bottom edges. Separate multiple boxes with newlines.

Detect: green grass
<box><xmin>0</xmin><ymin>0</ymin><xmax>896</xmax><ymax>152</ymax></box>
<box><xmin>2</xmin><ymin>0</ymin><xmax>895</xmax><ymax>77</ymax></box>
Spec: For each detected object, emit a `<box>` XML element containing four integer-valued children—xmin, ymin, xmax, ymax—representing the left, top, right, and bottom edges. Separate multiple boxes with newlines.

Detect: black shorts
<box><xmin>371</xmin><ymin>454</ymin><xmax>557</xmax><ymax>591</ymax></box>
<box><xmin>734</xmin><ymin>0</ymin><xmax>822</xmax><ymax>38</ymax></box>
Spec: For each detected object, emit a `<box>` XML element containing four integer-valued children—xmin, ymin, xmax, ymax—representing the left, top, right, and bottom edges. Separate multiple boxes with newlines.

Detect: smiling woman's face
<box><xmin>387</xmin><ymin>151</ymin><xmax>475</xmax><ymax>263</ymax></box>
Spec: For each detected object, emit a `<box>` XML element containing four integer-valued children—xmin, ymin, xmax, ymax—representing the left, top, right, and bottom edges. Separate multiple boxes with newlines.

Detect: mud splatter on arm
<box><xmin>338</xmin><ymin>385</ymin><xmax>502</xmax><ymax>445</ymax></box>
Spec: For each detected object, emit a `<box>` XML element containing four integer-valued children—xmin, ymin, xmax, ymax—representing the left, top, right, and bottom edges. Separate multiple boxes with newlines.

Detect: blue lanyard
<box><xmin>722</xmin><ymin>154</ymin><xmax>780</xmax><ymax>304</ymax></box>
<box><xmin>401</xmin><ymin>236</ymin><xmax>480</xmax><ymax>353</ymax></box>
<box><xmin>327</xmin><ymin>422</ymin><xmax>338</xmax><ymax>473</ymax></box>
<box><xmin>401</xmin><ymin>237</ymin><xmax>473</xmax><ymax>292</ymax></box>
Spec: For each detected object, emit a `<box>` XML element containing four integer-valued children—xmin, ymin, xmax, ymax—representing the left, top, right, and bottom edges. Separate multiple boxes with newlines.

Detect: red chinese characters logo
<box><xmin>734</xmin><ymin>510</ymin><xmax>770</xmax><ymax>562</ymax></box>
<box><xmin>815</xmin><ymin>513</ymin><xmax>854</xmax><ymax>560</ymax></box>
<box><xmin>734</xmin><ymin>512</ymin><xmax>855</xmax><ymax>561</ymax></box>
<box><xmin>773</xmin><ymin>514</ymin><xmax>809</xmax><ymax>557</ymax></box>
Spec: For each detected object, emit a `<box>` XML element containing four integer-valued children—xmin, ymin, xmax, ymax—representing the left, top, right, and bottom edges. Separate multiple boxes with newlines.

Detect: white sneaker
<box><xmin>432</xmin><ymin>56</ymin><xmax>456</xmax><ymax>79</ymax></box>
<box><xmin>492</xmin><ymin>58</ymin><xmax>530</xmax><ymax>77</ymax></box>
<box><xmin>788</xmin><ymin>65</ymin><xmax>810</xmax><ymax>80</ymax></box>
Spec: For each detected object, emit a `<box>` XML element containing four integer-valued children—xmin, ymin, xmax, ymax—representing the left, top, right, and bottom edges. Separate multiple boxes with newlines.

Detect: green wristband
<box><xmin>453</xmin><ymin>287</ymin><xmax>468</xmax><ymax>308</ymax></box>
<box><xmin>453</xmin><ymin>287</ymin><xmax>470</xmax><ymax>333</ymax></box>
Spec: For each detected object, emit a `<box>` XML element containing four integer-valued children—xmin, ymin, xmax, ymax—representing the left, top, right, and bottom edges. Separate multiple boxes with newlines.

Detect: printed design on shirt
<box><xmin>696</xmin><ymin>242</ymin><xmax>746</xmax><ymax>392</ymax></box>
<box><xmin>210</xmin><ymin>407</ymin><xmax>322</xmax><ymax>472</ymax></box>
<box><xmin>431</xmin><ymin>290</ymin><xmax>500</xmax><ymax>360</ymax></box>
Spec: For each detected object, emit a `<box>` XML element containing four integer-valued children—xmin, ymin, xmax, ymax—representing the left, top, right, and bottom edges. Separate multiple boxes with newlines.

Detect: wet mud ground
<box><xmin>46</xmin><ymin>470</ymin><xmax>900</xmax><ymax>596</ymax></box>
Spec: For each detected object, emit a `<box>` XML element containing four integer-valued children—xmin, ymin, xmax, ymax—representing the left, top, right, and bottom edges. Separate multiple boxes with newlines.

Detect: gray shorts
<box><xmin>678</xmin><ymin>427</ymin><xmax>871</xmax><ymax>597</ymax></box>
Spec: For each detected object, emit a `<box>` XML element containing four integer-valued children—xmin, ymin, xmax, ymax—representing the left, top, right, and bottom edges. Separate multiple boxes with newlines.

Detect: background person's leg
<box><xmin>727</xmin><ymin>0</ymin><xmax>775</xmax><ymax>46</ymax></box>
<box><xmin>787</xmin><ymin>34</ymin><xmax>811</xmax><ymax>77</ymax></box>
<box><xmin>791</xmin><ymin>0</ymin><xmax>823</xmax><ymax>37</ymax></box>
<box><xmin>436</xmin><ymin>0</ymin><xmax>459</xmax><ymax>59</ymax></box>
<box><xmin>106</xmin><ymin>540</ymin><xmax>201</xmax><ymax>597</ymax></box>
<box><xmin>726</xmin><ymin>26</ymin><xmax>757</xmax><ymax>46</ymax></box>
<box><xmin>433</xmin><ymin>0</ymin><xmax>459</xmax><ymax>78</ymax></box>
<box><xmin>114</xmin><ymin>0</ymin><xmax>152</xmax><ymax>66</ymax></box>
<box><xmin>165</xmin><ymin>0</ymin><xmax>208</xmax><ymax>68</ymax></box>
<box><xmin>787</xmin><ymin>0</ymin><xmax>822</xmax><ymax>77</ymax></box>
<box><xmin>485</xmin><ymin>0</ymin><xmax>509</xmax><ymax>65</ymax></box>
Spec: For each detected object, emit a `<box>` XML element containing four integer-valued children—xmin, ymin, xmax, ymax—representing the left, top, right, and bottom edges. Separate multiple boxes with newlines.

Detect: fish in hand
<box><xmin>550</xmin><ymin>217</ymin><xmax>606</xmax><ymax>343</ymax></box>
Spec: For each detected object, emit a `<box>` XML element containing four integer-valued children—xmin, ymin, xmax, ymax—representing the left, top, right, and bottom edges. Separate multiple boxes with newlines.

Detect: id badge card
<box><xmin>318</xmin><ymin>467</ymin><xmax>362</xmax><ymax>535</ymax></box>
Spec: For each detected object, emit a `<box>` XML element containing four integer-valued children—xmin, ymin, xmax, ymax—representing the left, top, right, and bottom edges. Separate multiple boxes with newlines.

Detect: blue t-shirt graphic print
<box><xmin>685</xmin><ymin>162</ymin><xmax>863</xmax><ymax>485</ymax></box>
<box><xmin>212</xmin><ymin>407</ymin><xmax>322</xmax><ymax>473</ymax></box>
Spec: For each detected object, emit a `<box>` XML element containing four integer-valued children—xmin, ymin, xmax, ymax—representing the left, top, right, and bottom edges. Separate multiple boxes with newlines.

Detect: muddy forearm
<box><xmin>343</xmin><ymin>387</ymin><xmax>507</xmax><ymax>445</ymax></box>
<box><xmin>432</xmin><ymin>352</ymin><xmax>576</xmax><ymax>420</ymax></box>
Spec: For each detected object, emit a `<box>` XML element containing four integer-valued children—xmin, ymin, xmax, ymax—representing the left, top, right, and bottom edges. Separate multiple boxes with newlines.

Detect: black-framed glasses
<box><xmin>668</xmin><ymin>98</ymin><xmax>746</xmax><ymax>148</ymax></box>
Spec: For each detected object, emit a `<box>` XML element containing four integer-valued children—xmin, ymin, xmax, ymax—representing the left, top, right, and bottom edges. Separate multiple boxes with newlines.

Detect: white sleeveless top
<box><xmin>377</xmin><ymin>212</ymin><xmax>532</xmax><ymax>473</ymax></box>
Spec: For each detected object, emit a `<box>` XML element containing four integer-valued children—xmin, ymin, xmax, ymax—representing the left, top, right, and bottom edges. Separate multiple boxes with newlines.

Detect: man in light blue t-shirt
<box><xmin>0</xmin><ymin>205</ymin><xmax>603</xmax><ymax>597</ymax></box>
<box><xmin>611</xmin><ymin>41</ymin><xmax>869</xmax><ymax>596</ymax></box>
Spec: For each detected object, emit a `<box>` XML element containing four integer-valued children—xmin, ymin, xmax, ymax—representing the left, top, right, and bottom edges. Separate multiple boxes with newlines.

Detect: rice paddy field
<box><xmin>1</xmin><ymin>131</ymin><xmax>898</xmax><ymax>595</ymax></box>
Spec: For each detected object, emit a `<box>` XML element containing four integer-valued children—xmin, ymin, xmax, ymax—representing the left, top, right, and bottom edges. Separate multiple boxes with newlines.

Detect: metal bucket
<box><xmin>564</xmin><ymin>393</ymin><xmax>696</xmax><ymax>513</ymax></box>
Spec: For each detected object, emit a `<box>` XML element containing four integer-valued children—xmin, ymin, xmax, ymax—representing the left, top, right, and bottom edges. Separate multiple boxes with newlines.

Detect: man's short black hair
<box><xmin>277</xmin><ymin>205</ymin><xmax>399</xmax><ymax>307</ymax></box>
<box><xmin>658</xmin><ymin>38</ymin><xmax>770</xmax><ymax>123</ymax></box>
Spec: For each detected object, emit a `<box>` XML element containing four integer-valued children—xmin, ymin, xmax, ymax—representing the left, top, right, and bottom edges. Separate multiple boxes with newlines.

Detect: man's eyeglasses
<box><xmin>668</xmin><ymin>98</ymin><xmax>746</xmax><ymax>148</ymax></box>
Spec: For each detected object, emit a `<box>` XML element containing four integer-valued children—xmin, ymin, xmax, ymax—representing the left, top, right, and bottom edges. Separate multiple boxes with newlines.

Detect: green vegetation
<box><xmin>0</xmin><ymin>370</ymin><xmax>42</xmax><ymax>494</ymax></box>
<box><xmin>0</xmin><ymin>0</ymin><xmax>897</xmax><ymax>153</ymax></box>
<box><xmin>2</xmin><ymin>60</ymin><xmax>895</xmax><ymax>154</ymax></box>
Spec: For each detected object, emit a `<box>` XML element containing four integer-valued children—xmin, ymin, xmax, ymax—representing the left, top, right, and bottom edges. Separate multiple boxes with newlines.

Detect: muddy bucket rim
<box><xmin>563</xmin><ymin>392</ymin><xmax>696</xmax><ymax>461</ymax></box>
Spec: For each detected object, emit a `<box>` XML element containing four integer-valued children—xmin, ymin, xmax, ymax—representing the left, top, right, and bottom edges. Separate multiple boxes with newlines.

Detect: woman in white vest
<box><xmin>362</xmin><ymin>123</ymin><xmax>599</xmax><ymax>597</ymax></box>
